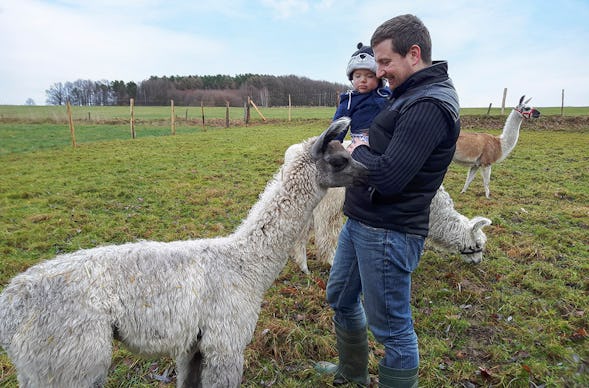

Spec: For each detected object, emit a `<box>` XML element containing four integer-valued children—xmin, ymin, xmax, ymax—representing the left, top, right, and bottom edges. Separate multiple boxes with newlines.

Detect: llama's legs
<box><xmin>461</xmin><ymin>166</ymin><xmax>479</xmax><ymax>193</ymax></box>
<box><xmin>481</xmin><ymin>166</ymin><xmax>492</xmax><ymax>198</ymax></box>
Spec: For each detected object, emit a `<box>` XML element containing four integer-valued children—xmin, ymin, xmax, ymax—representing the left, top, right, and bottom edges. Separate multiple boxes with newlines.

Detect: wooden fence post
<box><xmin>486</xmin><ymin>103</ymin><xmax>492</xmax><ymax>115</ymax></box>
<box><xmin>501</xmin><ymin>88</ymin><xmax>507</xmax><ymax>115</ymax></box>
<box><xmin>561</xmin><ymin>89</ymin><xmax>565</xmax><ymax>117</ymax></box>
<box><xmin>245</xmin><ymin>98</ymin><xmax>251</xmax><ymax>126</ymax></box>
<box><xmin>201</xmin><ymin>100</ymin><xmax>205</xmax><ymax>129</ymax></box>
<box><xmin>248</xmin><ymin>97</ymin><xmax>266</xmax><ymax>121</ymax></box>
<box><xmin>171</xmin><ymin>99</ymin><xmax>176</xmax><ymax>135</ymax></box>
<box><xmin>288</xmin><ymin>94</ymin><xmax>292</xmax><ymax>122</ymax></box>
<box><xmin>66</xmin><ymin>101</ymin><xmax>76</xmax><ymax>147</ymax></box>
<box><xmin>225</xmin><ymin>101</ymin><xmax>230</xmax><ymax>128</ymax></box>
<box><xmin>130</xmin><ymin>98</ymin><xmax>135</xmax><ymax>139</ymax></box>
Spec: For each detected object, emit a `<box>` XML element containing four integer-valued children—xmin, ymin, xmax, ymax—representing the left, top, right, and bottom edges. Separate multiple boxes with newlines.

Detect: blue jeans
<box><xmin>326</xmin><ymin>218</ymin><xmax>424</xmax><ymax>369</ymax></box>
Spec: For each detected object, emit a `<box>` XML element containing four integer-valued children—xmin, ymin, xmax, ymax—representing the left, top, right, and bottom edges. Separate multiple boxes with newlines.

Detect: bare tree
<box><xmin>45</xmin><ymin>82</ymin><xmax>67</xmax><ymax>105</ymax></box>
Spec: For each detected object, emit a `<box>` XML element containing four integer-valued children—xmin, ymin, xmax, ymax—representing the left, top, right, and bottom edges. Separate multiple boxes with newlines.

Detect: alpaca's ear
<box><xmin>519</xmin><ymin>95</ymin><xmax>525</xmax><ymax>105</ymax></box>
<box><xmin>311</xmin><ymin>117</ymin><xmax>351</xmax><ymax>160</ymax></box>
<box><xmin>470</xmin><ymin>216</ymin><xmax>492</xmax><ymax>230</ymax></box>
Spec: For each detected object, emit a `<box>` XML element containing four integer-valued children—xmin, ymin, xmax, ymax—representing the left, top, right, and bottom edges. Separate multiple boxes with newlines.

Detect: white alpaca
<box><xmin>453</xmin><ymin>95</ymin><xmax>541</xmax><ymax>198</ymax></box>
<box><xmin>425</xmin><ymin>185</ymin><xmax>491</xmax><ymax>263</ymax></box>
<box><xmin>0</xmin><ymin>118</ymin><xmax>366</xmax><ymax>388</ymax></box>
<box><xmin>285</xmin><ymin>142</ymin><xmax>491</xmax><ymax>272</ymax></box>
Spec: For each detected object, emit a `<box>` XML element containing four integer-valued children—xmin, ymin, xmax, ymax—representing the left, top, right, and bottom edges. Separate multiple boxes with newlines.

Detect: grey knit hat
<box><xmin>345</xmin><ymin>42</ymin><xmax>377</xmax><ymax>80</ymax></box>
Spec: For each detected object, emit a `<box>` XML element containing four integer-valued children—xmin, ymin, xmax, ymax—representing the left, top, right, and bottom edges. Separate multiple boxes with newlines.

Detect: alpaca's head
<box><xmin>515</xmin><ymin>95</ymin><xmax>541</xmax><ymax>119</ymax></box>
<box><xmin>309</xmin><ymin>117</ymin><xmax>367</xmax><ymax>189</ymax></box>
<box><xmin>459</xmin><ymin>216</ymin><xmax>492</xmax><ymax>263</ymax></box>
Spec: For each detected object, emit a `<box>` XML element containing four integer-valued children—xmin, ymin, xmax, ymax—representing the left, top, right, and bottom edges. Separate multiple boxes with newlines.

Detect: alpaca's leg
<box><xmin>481</xmin><ymin>166</ymin><xmax>492</xmax><ymax>198</ymax></box>
<box><xmin>197</xmin><ymin>325</ymin><xmax>249</xmax><ymax>387</ymax></box>
<box><xmin>461</xmin><ymin>166</ymin><xmax>479</xmax><ymax>193</ymax></box>
<box><xmin>199</xmin><ymin>351</ymin><xmax>244</xmax><ymax>387</ymax></box>
<box><xmin>176</xmin><ymin>350</ymin><xmax>203</xmax><ymax>388</ymax></box>
<box><xmin>314</xmin><ymin>206</ymin><xmax>342</xmax><ymax>265</ymax></box>
<box><xmin>12</xmin><ymin>317</ymin><xmax>112</xmax><ymax>387</ymax></box>
<box><xmin>313</xmin><ymin>187</ymin><xmax>344</xmax><ymax>265</ymax></box>
<box><xmin>291</xmin><ymin>218</ymin><xmax>312</xmax><ymax>273</ymax></box>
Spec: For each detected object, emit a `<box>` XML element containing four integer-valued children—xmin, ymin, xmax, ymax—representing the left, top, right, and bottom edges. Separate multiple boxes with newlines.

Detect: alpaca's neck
<box><xmin>232</xmin><ymin>155</ymin><xmax>324</xmax><ymax>290</ymax></box>
<box><xmin>428</xmin><ymin>192</ymin><xmax>468</xmax><ymax>250</ymax></box>
<box><xmin>429</xmin><ymin>191</ymin><xmax>459</xmax><ymax>238</ymax></box>
<box><xmin>498</xmin><ymin>109</ymin><xmax>524</xmax><ymax>162</ymax></box>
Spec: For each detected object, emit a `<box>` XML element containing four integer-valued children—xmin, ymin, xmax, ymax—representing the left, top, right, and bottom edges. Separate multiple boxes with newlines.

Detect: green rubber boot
<box><xmin>315</xmin><ymin>322</ymin><xmax>370</xmax><ymax>386</ymax></box>
<box><xmin>378</xmin><ymin>360</ymin><xmax>418</xmax><ymax>388</ymax></box>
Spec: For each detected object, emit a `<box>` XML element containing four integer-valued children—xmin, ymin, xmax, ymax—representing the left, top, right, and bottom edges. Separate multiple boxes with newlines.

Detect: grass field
<box><xmin>0</xmin><ymin>107</ymin><xmax>588</xmax><ymax>387</ymax></box>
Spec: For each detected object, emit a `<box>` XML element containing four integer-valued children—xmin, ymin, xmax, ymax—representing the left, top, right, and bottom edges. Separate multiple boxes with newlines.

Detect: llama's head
<box><xmin>459</xmin><ymin>216</ymin><xmax>492</xmax><ymax>263</ymax></box>
<box><xmin>309</xmin><ymin>117</ymin><xmax>367</xmax><ymax>188</ymax></box>
<box><xmin>515</xmin><ymin>95</ymin><xmax>541</xmax><ymax>119</ymax></box>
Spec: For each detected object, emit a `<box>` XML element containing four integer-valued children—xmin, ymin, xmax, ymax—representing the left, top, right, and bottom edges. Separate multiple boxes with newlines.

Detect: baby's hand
<box><xmin>347</xmin><ymin>139</ymin><xmax>369</xmax><ymax>153</ymax></box>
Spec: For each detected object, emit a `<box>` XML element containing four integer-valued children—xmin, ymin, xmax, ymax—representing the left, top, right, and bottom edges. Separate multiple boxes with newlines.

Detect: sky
<box><xmin>1</xmin><ymin>0</ymin><xmax>588</xmax><ymax>107</ymax></box>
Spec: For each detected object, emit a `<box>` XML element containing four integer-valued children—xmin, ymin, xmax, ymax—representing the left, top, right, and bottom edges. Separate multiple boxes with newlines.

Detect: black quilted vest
<box><xmin>343</xmin><ymin>61</ymin><xmax>460</xmax><ymax>236</ymax></box>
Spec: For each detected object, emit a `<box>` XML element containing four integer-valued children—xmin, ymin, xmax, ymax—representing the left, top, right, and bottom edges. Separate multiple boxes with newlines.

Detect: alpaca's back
<box><xmin>0</xmin><ymin>240</ymin><xmax>232</xmax><ymax>354</ymax></box>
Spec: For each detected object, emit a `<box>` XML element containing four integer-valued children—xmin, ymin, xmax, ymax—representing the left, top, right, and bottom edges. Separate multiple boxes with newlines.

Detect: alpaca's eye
<box><xmin>329</xmin><ymin>155</ymin><xmax>349</xmax><ymax>171</ymax></box>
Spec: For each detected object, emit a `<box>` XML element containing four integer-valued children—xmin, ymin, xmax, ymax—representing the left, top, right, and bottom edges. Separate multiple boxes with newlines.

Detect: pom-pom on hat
<box><xmin>346</xmin><ymin>42</ymin><xmax>377</xmax><ymax>80</ymax></box>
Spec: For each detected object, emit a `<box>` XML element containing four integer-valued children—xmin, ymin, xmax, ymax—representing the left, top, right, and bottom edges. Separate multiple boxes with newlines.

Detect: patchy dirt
<box><xmin>460</xmin><ymin>115</ymin><xmax>589</xmax><ymax>132</ymax></box>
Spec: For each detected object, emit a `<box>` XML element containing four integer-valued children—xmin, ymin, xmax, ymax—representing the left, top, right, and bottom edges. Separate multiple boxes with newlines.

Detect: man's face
<box><xmin>373</xmin><ymin>39</ymin><xmax>415</xmax><ymax>91</ymax></box>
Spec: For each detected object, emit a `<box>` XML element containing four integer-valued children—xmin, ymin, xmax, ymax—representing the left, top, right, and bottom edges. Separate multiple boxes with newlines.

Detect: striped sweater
<box><xmin>344</xmin><ymin>61</ymin><xmax>460</xmax><ymax>236</ymax></box>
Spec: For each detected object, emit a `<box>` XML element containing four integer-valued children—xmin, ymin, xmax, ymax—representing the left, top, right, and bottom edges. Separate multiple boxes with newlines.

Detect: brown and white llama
<box><xmin>453</xmin><ymin>95</ymin><xmax>541</xmax><ymax>198</ymax></box>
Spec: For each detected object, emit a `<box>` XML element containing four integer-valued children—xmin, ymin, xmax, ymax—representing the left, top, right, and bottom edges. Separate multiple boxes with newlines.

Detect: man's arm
<box><xmin>351</xmin><ymin>101</ymin><xmax>451</xmax><ymax>196</ymax></box>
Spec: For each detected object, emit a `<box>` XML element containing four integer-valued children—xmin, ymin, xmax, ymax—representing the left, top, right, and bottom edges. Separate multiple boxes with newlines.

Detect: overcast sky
<box><xmin>1</xmin><ymin>0</ymin><xmax>588</xmax><ymax>107</ymax></box>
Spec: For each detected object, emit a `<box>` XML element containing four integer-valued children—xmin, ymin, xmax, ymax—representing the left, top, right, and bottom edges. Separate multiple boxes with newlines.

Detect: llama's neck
<box><xmin>498</xmin><ymin>109</ymin><xmax>524</xmax><ymax>162</ymax></box>
<box><xmin>232</xmin><ymin>153</ymin><xmax>324</xmax><ymax>290</ymax></box>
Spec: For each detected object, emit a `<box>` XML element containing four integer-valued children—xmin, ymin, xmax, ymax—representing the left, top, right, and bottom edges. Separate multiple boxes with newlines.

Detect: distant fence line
<box><xmin>67</xmin><ymin>96</ymin><xmax>298</xmax><ymax>147</ymax></box>
<box><xmin>0</xmin><ymin>98</ymin><xmax>340</xmax><ymax>125</ymax></box>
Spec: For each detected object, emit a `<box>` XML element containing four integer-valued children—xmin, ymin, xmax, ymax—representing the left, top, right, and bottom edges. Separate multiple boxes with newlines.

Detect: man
<box><xmin>316</xmin><ymin>14</ymin><xmax>460</xmax><ymax>387</ymax></box>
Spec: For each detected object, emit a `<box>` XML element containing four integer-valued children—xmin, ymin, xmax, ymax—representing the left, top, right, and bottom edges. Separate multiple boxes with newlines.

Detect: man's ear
<box><xmin>408</xmin><ymin>44</ymin><xmax>421</xmax><ymax>66</ymax></box>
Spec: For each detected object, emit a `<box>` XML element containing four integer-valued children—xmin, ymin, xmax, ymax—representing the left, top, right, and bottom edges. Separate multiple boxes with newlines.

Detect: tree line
<box><xmin>45</xmin><ymin>74</ymin><xmax>349</xmax><ymax>107</ymax></box>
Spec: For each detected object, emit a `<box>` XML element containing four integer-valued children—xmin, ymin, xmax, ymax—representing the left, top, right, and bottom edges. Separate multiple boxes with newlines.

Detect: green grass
<box><xmin>0</xmin><ymin>113</ymin><xmax>588</xmax><ymax>387</ymax></box>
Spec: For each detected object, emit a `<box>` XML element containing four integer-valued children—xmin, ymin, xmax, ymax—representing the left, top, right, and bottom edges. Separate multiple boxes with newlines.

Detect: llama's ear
<box><xmin>470</xmin><ymin>216</ymin><xmax>492</xmax><ymax>230</ymax></box>
<box><xmin>524</xmin><ymin>97</ymin><xmax>532</xmax><ymax>104</ymax></box>
<box><xmin>311</xmin><ymin>117</ymin><xmax>350</xmax><ymax>159</ymax></box>
<box><xmin>519</xmin><ymin>95</ymin><xmax>525</xmax><ymax>105</ymax></box>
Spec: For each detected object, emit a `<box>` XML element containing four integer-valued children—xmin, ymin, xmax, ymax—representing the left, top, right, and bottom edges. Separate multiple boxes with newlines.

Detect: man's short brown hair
<box><xmin>371</xmin><ymin>14</ymin><xmax>432</xmax><ymax>65</ymax></box>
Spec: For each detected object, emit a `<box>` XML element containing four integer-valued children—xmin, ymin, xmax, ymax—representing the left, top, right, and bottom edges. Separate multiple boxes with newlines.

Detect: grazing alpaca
<box><xmin>285</xmin><ymin>143</ymin><xmax>492</xmax><ymax>273</ymax></box>
<box><xmin>453</xmin><ymin>95</ymin><xmax>541</xmax><ymax>198</ymax></box>
<box><xmin>425</xmin><ymin>185</ymin><xmax>491</xmax><ymax>263</ymax></box>
<box><xmin>0</xmin><ymin>118</ymin><xmax>366</xmax><ymax>388</ymax></box>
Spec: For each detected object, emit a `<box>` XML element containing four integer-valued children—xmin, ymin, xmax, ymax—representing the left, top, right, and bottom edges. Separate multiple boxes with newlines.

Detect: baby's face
<box><xmin>351</xmin><ymin>69</ymin><xmax>379</xmax><ymax>93</ymax></box>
